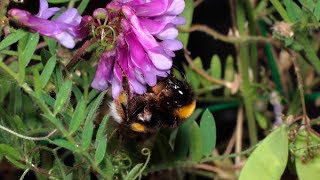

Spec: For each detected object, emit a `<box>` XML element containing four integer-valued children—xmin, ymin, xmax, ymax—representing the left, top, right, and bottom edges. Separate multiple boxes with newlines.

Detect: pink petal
<box><xmin>147</xmin><ymin>48</ymin><xmax>172</xmax><ymax>70</ymax></box>
<box><xmin>122</xmin><ymin>7</ymin><xmax>158</xmax><ymax>49</ymax></box>
<box><xmin>132</xmin><ymin>0</ymin><xmax>169</xmax><ymax>17</ymax></box>
<box><xmin>54</xmin><ymin>32</ymin><xmax>75</xmax><ymax>48</ymax></box>
<box><xmin>166</xmin><ymin>0</ymin><xmax>185</xmax><ymax>15</ymax></box>
<box><xmin>156</xmin><ymin>25</ymin><xmax>178</xmax><ymax>40</ymax></box>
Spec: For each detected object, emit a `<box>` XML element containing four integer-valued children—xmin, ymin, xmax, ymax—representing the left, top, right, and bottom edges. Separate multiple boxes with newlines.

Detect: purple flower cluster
<box><xmin>8</xmin><ymin>0</ymin><xmax>185</xmax><ymax>98</ymax></box>
<box><xmin>8</xmin><ymin>0</ymin><xmax>92</xmax><ymax>48</ymax></box>
<box><xmin>92</xmin><ymin>0</ymin><xmax>185</xmax><ymax>98</ymax></box>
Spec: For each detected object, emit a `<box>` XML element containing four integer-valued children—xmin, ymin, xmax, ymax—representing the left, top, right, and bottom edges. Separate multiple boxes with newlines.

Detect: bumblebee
<box><xmin>109</xmin><ymin>76</ymin><xmax>196</xmax><ymax>134</ymax></box>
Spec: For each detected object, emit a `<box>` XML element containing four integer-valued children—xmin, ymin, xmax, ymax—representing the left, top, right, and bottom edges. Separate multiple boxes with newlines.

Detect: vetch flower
<box><xmin>8</xmin><ymin>0</ymin><xmax>92</xmax><ymax>48</ymax></box>
<box><xmin>91</xmin><ymin>0</ymin><xmax>185</xmax><ymax>98</ymax></box>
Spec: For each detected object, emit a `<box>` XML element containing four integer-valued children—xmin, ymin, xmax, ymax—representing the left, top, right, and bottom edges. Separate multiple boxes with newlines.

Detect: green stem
<box><xmin>236</xmin><ymin>1</ymin><xmax>258</xmax><ymax>145</ymax></box>
<box><xmin>270</xmin><ymin>0</ymin><xmax>292</xmax><ymax>23</ymax></box>
<box><xmin>244</xmin><ymin>0</ymin><xmax>258</xmax><ymax>82</ymax></box>
<box><xmin>144</xmin><ymin>144</ymin><xmax>258</xmax><ymax>174</ymax></box>
<box><xmin>0</xmin><ymin>50</ymin><xmax>41</xmax><ymax>61</ymax></box>
<box><xmin>259</xmin><ymin>21</ymin><xmax>283</xmax><ymax>95</ymax></box>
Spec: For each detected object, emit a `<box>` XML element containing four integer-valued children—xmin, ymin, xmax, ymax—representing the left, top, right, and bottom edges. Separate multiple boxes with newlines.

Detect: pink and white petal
<box><xmin>54</xmin><ymin>32</ymin><xmax>75</xmax><ymax>48</ymax></box>
<box><xmin>161</xmin><ymin>39</ymin><xmax>183</xmax><ymax>51</ymax></box>
<box><xmin>111</xmin><ymin>78</ymin><xmax>123</xmax><ymax>98</ymax></box>
<box><xmin>91</xmin><ymin>59</ymin><xmax>110</xmax><ymax>91</ymax></box>
<box><xmin>147</xmin><ymin>48</ymin><xmax>172</xmax><ymax>70</ymax></box>
<box><xmin>54</xmin><ymin>8</ymin><xmax>81</xmax><ymax>25</ymax></box>
<box><xmin>122</xmin><ymin>6</ymin><xmax>158</xmax><ymax>49</ymax></box>
<box><xmin>156</xmin><ymin>25</ymin><xmax>178</xmax><ymax>40</ymax></box>
<box><xmin>166</xmin><ymin>0</ymin><xmax>185</xmax><ymax>15</ymax></box>
<box><xmin>139</xmin><ymin>18</ymin><xmax>167</xmax><ymax>34</ymax></box>
<box><xmin>172</xmin><ymin>16</ymin><xmax>186</xmax><ymax>25</ymax></box>
<box><xmin>132</xmin><ymin>0</ymin><xmax>169</xmax><ymax>17</ymax></box>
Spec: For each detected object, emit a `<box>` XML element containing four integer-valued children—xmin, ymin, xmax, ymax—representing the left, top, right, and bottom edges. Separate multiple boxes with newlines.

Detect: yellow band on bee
<box><xmin>175</xmin><ymin>100</ymin><xmax>196</xmax><ymax>119</ymax></box>
<box><xmin>130</xmin><ymin>123</ymin><xmax>146</xmax><ymax>133</ymax></box>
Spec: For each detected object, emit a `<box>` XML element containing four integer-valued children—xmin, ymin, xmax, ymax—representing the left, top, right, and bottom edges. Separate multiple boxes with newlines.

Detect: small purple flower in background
<box><xmin>8</xmin><ymin>0</ymin><xmax>92</xmax><ymax>48</ymax></box>
<box><xmin>91</xmin><ymin>0</ymin><xmax>185</xmax><ymax>98</ymax></box>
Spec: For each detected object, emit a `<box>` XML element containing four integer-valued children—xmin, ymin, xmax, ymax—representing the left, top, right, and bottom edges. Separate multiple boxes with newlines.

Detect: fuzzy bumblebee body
<box><xmin>109</xmin><ymin>76</ymin><xmax>196</xmax><ymax>133</ymax></box>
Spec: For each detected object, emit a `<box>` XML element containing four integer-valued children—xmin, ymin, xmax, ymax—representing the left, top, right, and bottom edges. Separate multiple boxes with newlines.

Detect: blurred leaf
<box><xmin>125</xmin><ymin>163</ymin><xmax>143</xmax><ymax>180</ymax></box>
<box><xmin>20</xmin><ymin>33</ymin><xmax>40</xmax><ymax>67</ymax></box>
<box><xmin>194</xmin><ymin>57</ymin><xmax>210</xmax><ymax>87</ymax></box>
<box><xmin>183</xmin><ymin>64</ymin><xmax>200</xmax><ymax>89</ymax></box>
<box><xmin>295</xmin><ymin>130</ymin><xmax>320</xmax><ymax>180</ymax></box>
<box><xmin>41</xmin><ymin>55</ymin><xmax>56</xmax><ymax>88</ymax></box>
<box><xmin>177</xmin><ymin>0</ymin><xmax>194</xmax><ymax>47</ymax></box>
<box><xmin>6</xmin><ymin>156</ymin><xmax>26</xmax><ymax>169</ymax></box>
<box><xmin>315</xmin><ymin>1</ymin><xmax>320</xmax><ymax>21</ymax></box>
<box><xmin>210</xmin><ymin>55</ymin><xmax>222</xmax><ymax>79</ymax></box>
<box><xmin>86</xmin><ymin>91</ymin><xmax>107</xmax><ymax>122</ymax></box>
<box><xmin>33</xmin><ymin>69</ymin><xmax>42</xmax><ymax>96</ymax></box>
<box><xmin>52</xmin><ymin>139</ymin><xmax>77</xmax><ymax>152</ymax></box>
<box><xmin>77</xmin><ymin>0</ymin><xmax>90</xmax><ymax>14</ymax></box>
<box><xmin>200</xmin><ymin>109</ymin><xmax>216</xmax><ymax>156</ymax></box>
<box><xmin>96</xmin><ymin>115</ymin><xmax>110</xmax><ymax>142</ymax></box>
<box><xmin>72</xmin><ymin>85</ymin><xmax>83</xmax><ymax>103</ymax></box>
<box><xmin>0</xmin><ymin>29</ymin><xmax>27</xmax><ymax>51</ymax></box>
<box><xmin>239</xmin><ymin>126</ymin><xmax>288</xmax><ymax>180</ymax></box>
<box><xmin>254</xmin><ymin>112</ymin><xmax>268</xmax><ymax>130</ymax></box>
<box><xmin>174</xmin><ymin>109</ymin><xmax>202</xmax><ymax>160</ymax></box>
<box><xmin>224</xmin><ymin>55</ymin><xmax>234</xmax><ymax>96</ymax></box>
<box><xmin>0</xmin><ymin>144</ymin><xmax>21</xmax><ymax>160</ymax></box>
<box><xmin>54</xmin><ymin>79</ymin><xmax>72</xmax><ymax>115</ymax></box>
<box><xmin>95</xmin><ymin>139</ymin><xmax>107</xmax><ymax>165</ymax></box>
<box><xmin>284</xmin><ymin>0</ymin><xmax>303</xmax><ymax>22</ymax></box>
<box><xmin>298</xmin><ymin>0</ymin><xmax>313</xmax><ymax>11</ymax></box>
<box><xmin>82</xmin><ymin>121</ymin><xmax>94</xmax><ymax>150</ymax></box>
<box><xmin>42</xmin><ymin>114</ymin><xmax>65</xmax><ymax>131</ymax></box>
<box><xmin>69</xmin><ymin>98</ymin><xmax>86</xmax><ymax>134</ymax></box>
<box><xmin>55</xmin><ymin>66</ymin><xmax>64</xmax><ymax>90</ymax></box>
<box><xmin>44</xmin><ymin>37</ymin><xmax>57</xmax><ymax>55</ymax></box>
<box><xmin>189</xmin><ymin>121</ymin><xmax>203</xmax><ymax>161</ymax></box>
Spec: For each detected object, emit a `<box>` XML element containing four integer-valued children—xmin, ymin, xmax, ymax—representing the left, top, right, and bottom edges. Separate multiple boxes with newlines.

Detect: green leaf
<box><xmin>86</xmin><ymin>91</ymin><xmax>107</xmax><ymax>122</ymax></box>
<box><xmin>295</xmin><ymin>130</ymin><xmax>320</xmax><ymax>180</ymax></box>
<box><xmin>189</xmin><ymin>121</ymin><xmax>203</xmax><ymax>161</ymax></box>
<box><xmin>284</xmin><ymin>0</ymin><xmax>303</xmax><ymax>21</ymax></box>
<box><xmin>6</xmin><ymin>156</ymin><xmax>26</xmax><ymax>169</ymax></box>
<box><xmin>174</xmin><ymin>109</ymin><xmax>202</xmax><ymax>160</ymax></box>
<box><xmin>183</xmin><ymin>64</ymin><xmax>200</xmax><ymax>89</ymax></box>
<box><xmin>239</xmin><ymin>126</ymin><xmax>288</xmax><ymax>180</ymax></box>
<box><xmin>82</xmin><ymin>121</ymin><xmax>94</xmax><ymax>150</ymax></box>
<box><xmin>254</xmin><ymin>112</ymin><xmax>268</xmax><ymax>130</ymax></box>
<box><xmin>95</xmin><ymin>139</ymin><xmax>107</xmax><ymax>165</ymax></box>
<box><xmin>54</xmin><ymin>79</ymin><xmax>73</xmax><ymax>114</ymax></box>
<box><xmin>33</xmin><ymin>69</ymin><xmax>42</xmax><ymax>96</ymax></box>
<box><xmin>52</xmin><ymin>139</ymin><xmax>77</xmax><ymax>152</ymax></box>
<box><xmin>44</xmin><ymin>37</ymin><xmax>57</xmax><ymax>55</ymax></box>
<box><xmin>42</xmin><ymin>114</ymin><xmax>65</xmax><ymax>131</ymax></box>
<box><xmin>315</xmin><ymin>1</ymin><xmax>320</xmax><ymax>21</ymax></box>
<box><xmin>41</xmin><ymin>55</ymin><xmax>56</xmax><ymax>88</ymax></box>
<box><xmin>0</xmin><ymin>144</ymin><xmax>21</xmax><ymax>160</ymax></box>
<box><xmin>125</xmin><ymin>163</ymin><xmax>144</xmax><ymax>180</ymax></box>
<box><xmin>69</xmin><ymin>98</ymin><xmax>86</xmax><ymax>134</ymax></box>
<box><xmin>96</xmin><ymin>115</ymin><xmax>110</xmax><ymax>142</ymax></box>
<box><xmin>20</xmin><ymin>33</ymin><xmax>40</xmax><ymax>67</ymax></box>
<box><xmin>177</xmin><ymin>0</ymin><xmax>194</xmax><ymax>47</ymax></box>
<box><xmin>0</xmin><ymin>30</ymin><xmax>27</xmax><ymax>51</ymax></box>
<box><xmin>200</xmin><ymin>109</ymin><xmax>216</xmax><ymax>156</ymax></box>
<box><xmin>77</xmin><ymin>0</ymin><xmax>90</xmax><ymax>14</ymax></box>
<box><xmin>194</xmin><ymin>57</ymin><xmax>210</xmax><ymax>87</ymax></box>
<box><xmin>223</xmin><ymin>55</ymin><xmax>234</xmax><ymax>96</ymax></box>
<box><xmin>210</xmin><ymin>55</ymin><xmax>222</xmax><ymax>79</ymax></box>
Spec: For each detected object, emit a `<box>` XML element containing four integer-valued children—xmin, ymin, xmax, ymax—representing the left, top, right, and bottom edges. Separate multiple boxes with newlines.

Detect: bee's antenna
<box><xmin>172</xmin><ymin>65</ymin><xmax>187</xmax><ymax>80</ymax></box>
